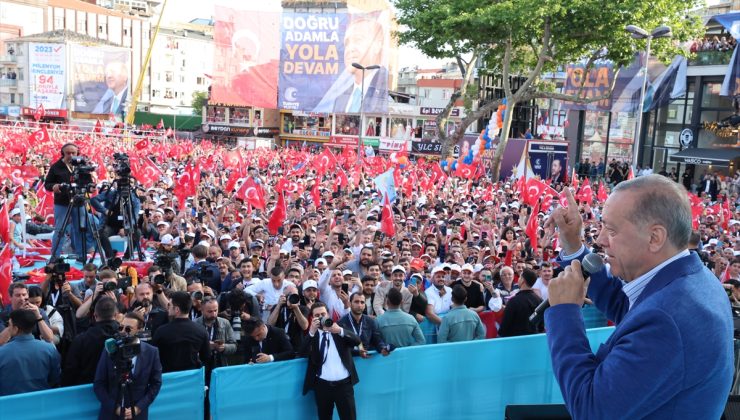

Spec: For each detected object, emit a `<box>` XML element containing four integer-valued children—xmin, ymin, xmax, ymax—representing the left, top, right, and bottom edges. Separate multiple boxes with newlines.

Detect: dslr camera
<box><xmin>287</xmin><ymin>294</ymin><xmax>300</xmax><ymax>305</ymax></box>
<box><xmin>319</xmin><ymin>317</ymin><xmax>334</xmax><ymax>328</ymax></box>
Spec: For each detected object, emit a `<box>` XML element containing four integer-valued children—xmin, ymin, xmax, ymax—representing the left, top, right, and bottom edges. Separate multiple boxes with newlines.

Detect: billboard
<box><xmin>29</xmin><ymin>43</ymin><xmax>66</xmax><ymax>109</ymax></box>
<box><xmin>211</xmin><ymin>7</ymin><xmax>280</xmax><ymax>108</ymax></box>
<box><xmin>528</xmin><ymin>141</ymin><xmax>569</xmax><ymax>183</ymax></box>
<box><xmin>278</xmin><ymin>10</ymin><xmax>393</xmax><ymax>113</ymax></box>
<box><xmin>70</xmin><ymin>45</ymin><xmax>130</xmax><ymax>116</ymax></box>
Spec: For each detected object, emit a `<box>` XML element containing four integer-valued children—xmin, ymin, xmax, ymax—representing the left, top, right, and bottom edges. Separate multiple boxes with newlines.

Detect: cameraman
<box><xmin>94</xmin><ymin>311</ymin><xmax>162</xmax><ymax>420</ymax></box>
<box><xmin>130</xmin><ymin>283</ymin><xmax>168</xmax><ymax>338</ymax></box>
<box><xmin>75</xmin><ymin>270</ymin><xmax>127</xmax><ymax>321</ymax></box>
<box><xmin>146</xmin><ymin>265</ymin><xmax>186</xmax><ymax>293</ymax></box>
<box><xmin>39</xmin><ymin>261</ymin><xmax>83</xmax><ymax>310</ymax></box>
<box><xmin>44</xmin><ymin>143</ymin><xmax>84</xmax><ymax>260</ymax></box>
<box><xmin>91</xmin><ymin>179</ymin><xmax>141</xmax><ymax>261</ymax></box>
<box><xmin>186</xmin><ymin>244</ymin><xmax>221</xmax><ymax>293</ymax></box>
<box><xmin>267</xmin><ymin>285</ymin><xmax>310</xmax><ymax>350</ymax></box>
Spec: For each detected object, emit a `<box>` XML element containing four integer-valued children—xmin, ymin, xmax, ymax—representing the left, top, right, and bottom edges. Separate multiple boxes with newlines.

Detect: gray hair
<box><xmin>612</xmin><ymin>174</ymin><xmax>692</xmax><ymax>250</ymax></box>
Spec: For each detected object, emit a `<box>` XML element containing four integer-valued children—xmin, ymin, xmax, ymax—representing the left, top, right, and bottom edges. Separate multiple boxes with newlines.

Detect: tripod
<box><xmin>113</xmin><ymin>358</ymin><xmax>137</xmax><ymax>420</ymax></box>
<box><xmin>50</xmin><ymin>186</ymin><xmax>107</xmax><ymax>264</ymax></box>
<box><xmin>103</xmin><ymin>179</ymin><xmax>144</xmax><ymax>261</ymax></box>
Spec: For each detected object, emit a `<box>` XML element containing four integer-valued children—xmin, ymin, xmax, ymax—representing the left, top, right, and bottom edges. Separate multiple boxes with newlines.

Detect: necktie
<box><xmin>111</xmin><ymin>96</ymin><xmax>120</xmax><ymax>113</ymax></box>
<box><xmin>318</xmin><ymin>332</ymin><xmax>329</xmax><ymax>376</ymax></box>
<box><xmin>348</xmin><ymin>87</ymin><xmax>362</xmax><ymax>113</ymax></box>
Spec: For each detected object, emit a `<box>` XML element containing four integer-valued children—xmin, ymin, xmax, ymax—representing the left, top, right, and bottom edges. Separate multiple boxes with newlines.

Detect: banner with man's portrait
<box><xmin>70</xmin><ymin>45</ymin><xmax>130</xmax><ymax>115</ymax></box>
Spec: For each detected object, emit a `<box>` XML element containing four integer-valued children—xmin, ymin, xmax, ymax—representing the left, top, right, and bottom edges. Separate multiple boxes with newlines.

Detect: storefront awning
<box><xmin>669</xmin><ymin>147</ymin><xmax>740</xmax><ymax>166</ymax></box>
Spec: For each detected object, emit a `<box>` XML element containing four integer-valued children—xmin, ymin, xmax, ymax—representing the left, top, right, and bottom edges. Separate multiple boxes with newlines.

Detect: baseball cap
<box><xmin>228</xmin><ymin>241</ymin><xmax>240</xmax><ymax>249</ymax></box>
<box><xmin>314</xmin><ymin>258</ymin><xmax>328</xmax><ymax>267</ymax></box>
<box><xmin>461</xmin><ymin>263</ymin><xmax>474</xmax><ymax>273</ymax></box>
<box><xmin>220</xmin><ymin>234</ymin><xmax>232</xmax><ymax>241</ymax></box>
<box><xmin>431</xmin><ymin>266</ymin><xmax>446</xmax><ymax>276</ymax></box>
<box><xmin>392</xmin><ymin>265</ymin><xmax>406</xmax><ymax>274</ymax></box>
<box><xmin>9</xmin><ymin>208</ymin><xmax>20</xmax><ymax>217</ymax></box>
<box><xmin>303</xmin><ymin>280</ymin><xmax>318</xmax><ymax>290</ymax></box>
<box><xmin>160</xmin><ymin>234</ymin><xmax>175</xmax><ymax>245</ymax></box>
<box><xmin>322</xmin><ymin>251</ymin><xmax>335</xmax><ymax>258</ymax></box>
<box><xmin>156</xmin><ymin>221</ymin><xmax>169</xmax><ymax>227</ymax></box>
<box><xmin>410</xmin><ymin>258</ymin><xmax>425</xmax><ymax>271</ymax></box>
<box><xmin>450</xmin><ymin>264</ymin><xmax>462</xmax><ymax>272</ymax></box>
<box><xmin>342</xmin><ymin>269</ymin><xmax>353</xmax><ymax>276</ymax></box>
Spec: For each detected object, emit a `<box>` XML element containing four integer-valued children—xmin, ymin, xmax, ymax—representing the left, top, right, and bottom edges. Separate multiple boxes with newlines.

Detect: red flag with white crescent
<box><xmin>267</xmin><ymin>190</ymin><xmax>287</xmax><ymax>235</ymax></box>
<box><xmin>575</xmin><ymin>178</ymin><xmax>594</xmax><ymax>204</ymax></box>
<box><xmin>311</xmin><ymin>181</ymin><xmax>321</xmax><ymax>207</ymax></box>
<box><xmin>597</xmin><ymin>181</ymin><xmax>608</xmax><ymax>202</ymax></box>
<box><xmin>236</xmin><ymin>177</ymin><xmax>266</xmax><ymax>210</ymax></box>
<box><xmin>380</xmin><ymin>195</ymin><xmax>395</xmax><ymax>237</ymax></box>
<box><xmin>526</xmin><ymin>201</ymin><xmax>541</xmax><ymax>252</ymax></box>
<box><xmin>524</xmin><ymin>177</ymin><xmax>547</xmax><ymax>206</ymax></box>
<box><xmin>0</xmin><ymin>245</ymin><xmax>12</xmax><ymax>305</ymax></box>
<box><xmin>34</xmin><ymin>104</ymin><xmax>45</xmax><ymax>121</ymax></box>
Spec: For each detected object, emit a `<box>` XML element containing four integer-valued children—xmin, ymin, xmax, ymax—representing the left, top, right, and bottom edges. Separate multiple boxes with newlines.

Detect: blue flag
<box><xmin>373</xmin><ymin>168</ymin><xmax>396</xmax><ymax>203</ymax></box>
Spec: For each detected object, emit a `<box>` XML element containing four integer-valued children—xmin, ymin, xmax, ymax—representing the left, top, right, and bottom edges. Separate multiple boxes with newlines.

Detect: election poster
<box><xmin>527</xmin><ymin>141</ymin><xmax>569</xmax><ymax>184</ymax></box>
<box><xmin>70</xmin><ymin>45</ymin><xmax>130</xmax><ymax>115</ymax></box>
<box><xmin>279</xmin><ymin>10</ymin><xmax>392</xmax><ymax>114</ymax></box>
<box><xmin>211</xmin><ymin>7</ymin><xmax>280</xmax><ymax>108</ymax></box>
<box><xmin>29</xmin><ymin>43</ymin><xmax>66</xmax><ymax>109</ymax></box>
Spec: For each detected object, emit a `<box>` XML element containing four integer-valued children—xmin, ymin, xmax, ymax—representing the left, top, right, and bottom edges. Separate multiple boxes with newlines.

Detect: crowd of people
<box><xmin>0</xmin><ymin>121</ymin><xmax>737</xmax><ymax>418</ymax></box>
<box><xmin>690</xmin><ymin>35</ymin><xmax>737</xmax><ymax>53</ymax></box>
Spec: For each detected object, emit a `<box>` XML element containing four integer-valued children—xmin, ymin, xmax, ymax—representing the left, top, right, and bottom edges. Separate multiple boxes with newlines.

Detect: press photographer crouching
<box><xmin>152</xmin><ymin>250</ymin><xmax>187</xmax><ymax>290</ymax></box>
<box><xmin>217</xmin><ymin>288</ymin><xmax>260</xmax><ymax>364</ymax></box>
<box><xmin>94</xmin><ymin>311</ymin><xmax>162</xmax><ymax>420</ymax></box>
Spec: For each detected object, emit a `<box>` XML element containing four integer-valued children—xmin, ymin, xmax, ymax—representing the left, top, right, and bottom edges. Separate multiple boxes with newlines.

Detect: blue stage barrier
<box><xmin>210</xmin><ymin>327</ymin><xmax>615</xmax><ymax>420</ymax></box>
<box><xmin>0</xmin><ymin>368</ymin><xmax>204</xmax><ymax>420</ymax></box>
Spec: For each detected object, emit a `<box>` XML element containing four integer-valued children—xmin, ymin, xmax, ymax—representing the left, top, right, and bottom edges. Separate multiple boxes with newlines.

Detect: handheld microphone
<box><xmin>529</xmin><ymin>253</ymin><xmax>605</xmax><ymax>324</ymax></box>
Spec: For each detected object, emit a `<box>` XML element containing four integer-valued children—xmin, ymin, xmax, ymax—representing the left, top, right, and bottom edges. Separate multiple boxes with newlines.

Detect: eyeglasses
<box><xmin>118</xmin><ymin>325</ymin><xmax>133</xmax><ymax>333</ymax></box>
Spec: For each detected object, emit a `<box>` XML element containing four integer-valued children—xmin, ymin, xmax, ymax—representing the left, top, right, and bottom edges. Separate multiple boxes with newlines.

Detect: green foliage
<box><xmin>191</xmin><ymin>91</ymin><xmax>208</xmax><ymax>115</ymax></box>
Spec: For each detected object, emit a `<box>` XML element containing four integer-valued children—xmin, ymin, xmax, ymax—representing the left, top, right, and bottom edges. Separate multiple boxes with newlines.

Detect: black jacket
<box><xmin>300</xmin><ymin>327</ymin><xmax>360</xmax><ymax>395</ymax></box>
<box><xmin>498</xmin><ymin>290</ymin><xmax>543</xmax><ymax>337</ymax></box>
<box><xmin>187</xmin><ymin>261</ymin><xmax>221</xmax><ymax>294</ymax></box>
<box><xmin>337</xmin><ymin>313</ymin><xmax>386</xmax><ymax>353</ymax></box>
<box><xmin>62</xmin><ymin>319</ymin><xmax>119</xmax><ymax>386</ymax></box>
<box><xmin>244</xmin><ymin>325</ymin><xmax>295</xmax><ymax>362</ymax></box>
<box><xmin>44</xmin><ymin>159</ymin><xmax>74</xmax><ymax>206</ymax></box>
<box><xmin>151</xmin><ymin>318</ymin><xmax>210</xmax><ymax>373</ymax></box>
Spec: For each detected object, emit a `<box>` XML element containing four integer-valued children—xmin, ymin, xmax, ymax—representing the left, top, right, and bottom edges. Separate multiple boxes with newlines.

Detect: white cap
<box><xmin>9</xmin><ymin>208</ymin><xmax>21</xmax><ymax>217</ymax></box>
<box><xmin>314</xmin><ymin>258</ymin><xmax>327</xmax><ymax>267</ymax></box>
<box><xmin>156</xmin><ymin>221</ymin><xmax>169</xmax><ymax>227</ymax></box>
<box><xmin>473</xmin><ymin>263</ymin><xmax>484</xmax><ymax>273</ymax></box>
<box><xmin>220</xmin><ymin>234</ymin><xmax>232</xmax><ymax>241</ymax></box>
<box><xmin>461</xmin><ymin>263</ymin><xmax>474</xmax><ymax>273</ymax></box>
<box><xmin>303</xmin><ymin>280</ymin><xmax>318</xmax><ymax>290</ymax></box>
<box><xmin>450</xmin><ymin>264</ymin><xmax>462</xmax><ymax>272</ymax></box>
<box><xmin>431</xmin><ymin>266</ymin><xmax>446</xmax><ymax>275</ymax></box>
<box><xmin>342</xmin><ymin>269</ymin><xmax>353</xmax><ymax>276</ymax></box>
<box><xmin>392</xmin><ymin>265</ymin><xmax>406</xmax><ymax>274</ymax></box>
<box><xmin>707</xmin><ymin>238</ymin><xmax>719</xmax><ymax>246</ymax></box>
<box><xmin>228</xmin><ymin>241</ymin><xmax>240</xmax><ymax>249</ymax></box>
<box><xmin>160</xmin><ymin>234</ymin><xmax>175</xmax><ymax>245</ymax></box>
<box><xmin>322</xmin><ymin>251</ymin><xmax>335</xmax><ymax>258</ymax></box>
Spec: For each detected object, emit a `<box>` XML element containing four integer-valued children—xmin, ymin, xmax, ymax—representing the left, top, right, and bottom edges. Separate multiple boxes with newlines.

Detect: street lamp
<box><xmin>625</xmin><ymin>24</ymin><xmax>672</xmax><ymax>171</ymax></box>
<box><xmin>351</xmin><ymin>62</ymin><xmax>380</xmax><ymax>163</ymax></box>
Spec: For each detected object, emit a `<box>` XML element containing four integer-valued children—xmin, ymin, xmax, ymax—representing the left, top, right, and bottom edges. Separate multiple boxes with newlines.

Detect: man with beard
<box><xmin>280</xmin><ymin>223</ymin><xmax>305</xmax><ymax>253</ymax></box>
<box><xmin>338</xmin><ymin>293</ymin><xmax>389</xmax><ymax>358</ymax></box>
<box><xmin>424</xmin><ymin>266</ymin><xmax>452</xmax><ymax>325</ymax></box>
<box><xmin>360</xmin><ymin>276</ymin><xmax>378</xmax><ymax>317</ymax></box>
<box><xmin>268</xmin><ymin>285</ymin><xmax>310</xmax><ymax>350</ymax></box>
<box><xmin>344</xmin><ymin>246</ymin><xmax>375</xmax><ymax>278</ymax></box>
<box><xmin>62</xmin><ymin>297</ymin><xmax>119</xmax><ymax>386</ymax></box>
<box><xmin>373</xmin><ymin>266</ymin><xmax>413</xmax><ymax>315</ymax></box>
<box><xmin>130</xmin><ymin>283</ymin><xmax>168</xmax><ymax>338</ymax></box>
<box><xmin>194</xmin><ymin>298</ymin><xmax>237</xmax><ymax>369</ymax></box>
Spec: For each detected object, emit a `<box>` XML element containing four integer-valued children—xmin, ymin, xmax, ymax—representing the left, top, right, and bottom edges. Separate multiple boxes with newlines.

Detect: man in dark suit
<box><xmin>151</xmin><ymin>291</ymin><xmax>210</xmax><ymax>373</ymax></box>
<box><xmin>92</xmin><ymin>54</ymin><xmax>129</xmax><ymax>116</ymax></box>
<box><xmin>242</xmin><ymin>318</ymin><xmax>294</xmax><ymax>363</ymax></box>
<box><xmin>301</xmin><ymin>302</ymin><xmax>361</xmax><ymax>420</ymax></box>
<box><xmin>94</xmin><ymin>311</ymin><xmax>162</xmax><ymax>420</ymax></box>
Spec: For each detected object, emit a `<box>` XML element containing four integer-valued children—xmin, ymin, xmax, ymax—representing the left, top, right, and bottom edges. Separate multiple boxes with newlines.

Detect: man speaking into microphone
<box><xmin>544</xmin><ymin>175</ymin><xmax>732</xmax><ymax>419</ymax></box>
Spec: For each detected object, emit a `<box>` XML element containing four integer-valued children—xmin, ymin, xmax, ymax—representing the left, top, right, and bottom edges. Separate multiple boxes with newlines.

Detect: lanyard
<box><xmin>207</xmin><ymin>324</ymin><xmax>215</xmax><ymax>341</ymax></box>
<box><xmin>349</xmin><ymin>316</ymin><xmax>363</xmax><ymax>336</ymax></box>
<box><xmin>50</xmin><ymin>290</ymin><xmax>60</xmax><ymax>307</ymax></box>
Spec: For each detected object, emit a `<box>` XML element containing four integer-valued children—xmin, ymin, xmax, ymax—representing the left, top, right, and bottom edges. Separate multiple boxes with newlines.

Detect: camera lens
<box><xmin>287</xmin><ymin>294</ymin><xmax>300</xmax><ymax>305</ymax></box>
<box><xmin>192</xmin><ymin>291</ymin><xmax>204</xmax><ymax>301</ymax></box>
<box><xmin>104</xmin><ymin>281</ymin><xmax>117</xmax><ymax>292</ymax></box>
<box><xmin>153</xmin><ymin>274</ymin><xmax>166</xmax><ymax>285</ymax></box>
<box><xmin>320</xmin><ymin>317</ymin><xmax>334</xmax><ymax>328</ymax></box>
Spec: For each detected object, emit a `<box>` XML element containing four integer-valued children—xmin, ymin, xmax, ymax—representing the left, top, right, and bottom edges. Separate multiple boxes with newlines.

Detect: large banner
<box><xmin>211</xmin><ymin>7</ymin><xmax>280</xmax><ymax>108</ymax></box>
<box><xmin>70</xmin><ymin>45</ymin><xmax>130</xmax><ymax>115</ymax></box>
<box><xmin>29</xmin><ymin>43</ymin><xmax>66</xmax><ymax>109</ymax></box>
<box><xmin>278</xmin><ymin>10</ymin><xmax>393</xmax><ymax>114</ymax></box>
<box><xmin>561</xmin><ymin>61</ymin><xmax>615</xmax><ymax>111</ymax></box>
<box><xmin>528</xmin><ymin>141</ymin><xmax>569</xmax><ymax>184</ymax></box>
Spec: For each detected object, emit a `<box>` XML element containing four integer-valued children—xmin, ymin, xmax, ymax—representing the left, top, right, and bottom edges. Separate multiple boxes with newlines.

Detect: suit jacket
<box><xmin>244</xmin><ymin>325</ymin><xmax>295</xmax><ymax>362</ymax></box>
<box><xmin>93</xmin><ymin>342</ymin><xmax>162</xmax><ymax>420</ymax></box>
<box><xmin>546</xmin><ymin>252</ymin><xmax>733</xmax><ymax>419</ymax></box>
<box><xmin>337</xmin><ymin>313</ymin><xmax>386</xmax><ymax>352</ymax></box>
<box><xmin>151</xmin><ymin>318</ymin><xmax>210</xmax><ymax>373</ymax></box>
<box><xmin>300</xmin><ymin>327</ymin><xmax>361</xmax><ymax>395</ymax></box>
<box><xmin>313</xmin><ymin>67</ymin><xmax>389</xmax><ymax>114</ymax></box>
<box><xmin>93</xmin><ymin>88</ymin><xmax>128</xmax><ymax>115</ymax></box>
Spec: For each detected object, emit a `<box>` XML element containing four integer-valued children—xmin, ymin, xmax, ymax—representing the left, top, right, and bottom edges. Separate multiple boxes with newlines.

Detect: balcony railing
<box><xmin>0</xmin><ymin>55</ymin><xmax>17</xmax><ymax>63</ymax></box>
<box><xmin>689</xmin><ymin>50</ymin><xmax>734</xmax><ymax>66</ymax></box>
<box><xmin>0</xmin><ymin>79</ymin><xmax>18</xmax><ymax>87</ymax></box>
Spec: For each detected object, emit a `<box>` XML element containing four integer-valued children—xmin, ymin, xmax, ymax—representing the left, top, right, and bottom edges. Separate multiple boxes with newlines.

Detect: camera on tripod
<box><xmin>112</xmin><ymin>153</ymin><xmax>131</xmax><ymax>178</ymax></box>
<box><xmin>44</xmin><ymin>258</ymin><xmax>70</xmax><ymax>286</ymax></box>
<box><xmin>104</xmin><ymin>332</ymin><xmax>141</xmax><ymax>363</ymax></box>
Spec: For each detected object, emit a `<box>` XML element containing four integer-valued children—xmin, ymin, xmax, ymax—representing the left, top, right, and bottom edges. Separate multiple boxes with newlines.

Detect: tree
<box><xmin>394</xmin><ymin>0</ymin><xmax>703</xmax><ymax>179</ymax></box>
<box><xmin>191</xmin><ymin>91</ymin><xmax>208</xmax><ymax>115</ymax></box>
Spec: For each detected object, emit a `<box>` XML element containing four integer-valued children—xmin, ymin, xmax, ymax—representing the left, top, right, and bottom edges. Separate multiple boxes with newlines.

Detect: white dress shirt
<box><xmin>317</xmin><ymin>331</ymin><xmax>349</xmax><ymax>381</ymax></box>
<box><xmin>425</xmin><ymin>286</ymin><xmax>452</xmax><ymax>315</ymax></box>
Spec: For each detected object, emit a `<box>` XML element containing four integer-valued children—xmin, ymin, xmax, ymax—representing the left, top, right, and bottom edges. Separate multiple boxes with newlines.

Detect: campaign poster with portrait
<box><xmin>29</xmin><ymin>43</ymin><xmax>66</xmax><ymax>109</ymax></box>
<box><xmin>278</xmin><ymin>10</ymin><xmax>392</xmax><ymax>114</ymax></box>
<box><xmin>528</xmin><ymin>141</ymin><xmax>569</xmax><ymax>183</ymax></box>
<box><xmin>211</xmin><ymin>7</ymin><xmax>280</xmax><ymax>108</ymax></box>
<box><xmin>70</xmin><ymin>45</ymin><xmax>130</xmax><ymax>115</ymax></box>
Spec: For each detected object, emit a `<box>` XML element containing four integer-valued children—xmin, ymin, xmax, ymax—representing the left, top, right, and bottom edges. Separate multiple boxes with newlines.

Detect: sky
<box><xmin>161</xmin><ymin>0</ymin><xmax>450</xmax><ymax>70</ymax></box>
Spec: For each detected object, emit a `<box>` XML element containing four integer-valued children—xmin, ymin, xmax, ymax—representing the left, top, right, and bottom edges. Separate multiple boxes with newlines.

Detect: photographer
<box><xmin>218</xmin><ymin>288</ymin><xmax>260</xmax><ymax>364</ymax></box>
<box><xmin>43</xmin><ymin>143</ymin><xmax>85</xmax><ymax>260</ymax></box>
<box><xmin>129</xmin><ymin>283</ymin><xmax>168</xmax><ymax>338</ymax></box>
<box><xmin>267</xmin><ymin>285</ymin><xmax>310</xmax><ymax>350</ymax></box>
<box><xmin>63</xmin><ymin>297</ymin><xmax>119</xmax><ymax>386</ymax></box>
<box><xmin>94</xmin><ymin>311</ymin><xmax>162</xmax><ymax>420</ymax></box>
<box><xmin>39</xmin><ymin>260</ymin><xmax>83</xmax><ymax>310</ymax></box>
<box><xmin>185</xmin><ymin>244</ymin><xmax>221</xmax><ymax>293</ymax></box>
<box><xmin>91</xmin><ymin>173</ymin><xmax>141</xmax><ymax>261</ymax></box>
<box><xmin>75</xmin><ymin>270</ymin><xmax>127</xmax><ymax>321</ymax></box>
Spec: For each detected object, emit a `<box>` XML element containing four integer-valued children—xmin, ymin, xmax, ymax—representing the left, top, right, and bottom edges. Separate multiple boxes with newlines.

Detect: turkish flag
<box><xmin>173</xmin><ymin>171</ymin><xmax>194</xmax><ymax>206</ymax></box>
<box><xmin>135</xmin><ymin>138</ymin><xmax>150</xmax><ymax>151</ymax></box>
<box><xmin>541</xmin><ymin>185</ymin><xmax>558</xmax><ymax>210</ymax></box>
<box><xmin>94</xmin><ymin>155</ymin><xmax>108</xmax><ymax>182</ymax></box>
<box><xmin>8</xmin><ymin>165</ymin><xmax>40</xmax><ymax>186</ymax></box>
<box><xmin>526</xmin><ymin>200</ymin><xmax>541</xmax><ymax>251</ymax></box>
<box><xmin>157</xmin><ymin>118</ymin><xmax>164</xmax><ymax>130</ymax></box>
<box><xmin>597</xmin><ymin>181</ymin><xmax>609</xmax><ymax>202</ymax></box>
<box><xmin>35</xmin><ymin>184</ymin><xmax>53</xmax><ymax>217</ymax></box>
<box><xmin>34</xmin><ymin>104</ymin><xmax>45</xmax><ymax>121</ymax></box>
<box><xmin>380</xmin><ymin>195</ymin><xmax>395</xmax><ymax>237</ymax></box>
<box><xmin>524</xmin><ymin>178</ymin><xmax>547</xmax><ymax>206</ymax></box>
<box><xmin>336</xmin><ymin>169</ymin><xmax>349</xmax><ymax>192</ymax></box>
<box><xmin>312</xmin><ymin>149</ymin><xmax>337</xmax><ymax>176</ymax></box>
<box><xmin>311</xmin><ymin>181</ymin><xmax>321</xmax><ymax>207</ymax></box>
<box><xmin>131</xmin><ymin>157</ymin><xmax>162</xmax><ymax>188</ymax></box>
<box><xmin>94</xmin><ymin>119</ymin><xmax>103</xmax><ymax>133</ymax></box>
<box><xmin>0</xmin><ymin>245</ymin><xmax>11</xmax><ymax>306</ymax></box>
<box><xmin>430</xmin><ymin>163</ymin><xmax>448</xmax><ymax>185</ymax></box>
<box><xmin>455</xmin><ymin>162</ymin><xmax>477</xmax><ymax>179</ymax></box>
<box><xmin>687</xmin><ymin>192</ymin><xmax>704</xmax><ymax>229</ymax></box>
<box><xmin>558</xmin><ymin>189</ymin><xmax>571</xmax><ymax>208</ymax></box>
<box><xmin>225</xmin><ymin>168</ymin><xmax>245</xmax><ymax>193</ymax></box>
<box><xmin>236</xmin><ymin>178</ymin><xmax>266</xmax><ymax>210</ymax></box>
<box><xmin>0</xmin><ymin>202</ymin><xmax>9</xmax><ymax>245</ymax></box>
<box><xmin>267</xmin><ymin>190</ymin><xmax>287</xmax><ymax>235</ymax></box>
<box><xmin>575</xmin><ymin>178</ymin><xmax>594</xmax><ymax>204</ymax></box>
<box><xmin>28</xmin><ymin>126</ymin><xmax>50</xmax><ymax>145</ymax></box>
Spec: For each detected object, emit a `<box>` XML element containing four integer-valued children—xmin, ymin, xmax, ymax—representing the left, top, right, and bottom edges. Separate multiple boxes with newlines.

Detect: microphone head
<box><xmin>582</xmin><ymin>253</ymin><xmax>605</xmax><ymax>274</ymax></box>
<box><xmin>104</xmin><ymin>337</ymin><xmax>118</xmax><ymax>355</ymax></box>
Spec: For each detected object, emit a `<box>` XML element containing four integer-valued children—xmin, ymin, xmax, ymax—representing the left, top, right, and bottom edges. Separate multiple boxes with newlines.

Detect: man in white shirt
<box><xmin>246</xmin><ymin>266</ymin><xmax>295</xmax><ymax>321</ymax></box>
<box><xmin>531</xmin><ymin>262</ymin><xmax>554</xmax><ymax>301</ymax></box>
<box><xmin>424</xmin><ymin>266</ymin><xmax>452</xmax><ymax>325</ymax></box>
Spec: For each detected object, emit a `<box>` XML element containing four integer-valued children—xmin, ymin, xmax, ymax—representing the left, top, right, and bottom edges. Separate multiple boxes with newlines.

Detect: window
<box><xmin>77</xmin><ymin>20</ymin><xmax>86</xmax><ymax>33</ymax></box>
<box><xmin>229</xmin><ymin>107</ymin><xmax>250</xmax><ymax>124</ymax></box>
<box><xmin>164</xmin><ymin>88</ymin><xmax>173</xmax><ymax>99</ymax></box>
<box><xmin>152</xmin><ymin>90</ymin><xmax>159</xmax><ymax>98</ymax></box>
<box><xmin>9</xmin><ymin>93</ymin><xmax>14</xmax><ymax>104</ymax></box>
<box><xmin>17</xmin><ymin>69</ymin><xmax>23</xmax><ymax>81</ymax></box>
<box><xmin>335</xmin><ymin>115</ymin><xmax>361</xmax><ymax>135</ymax></box>
<box><xmin>179</xmin><ymin>75</ymin><xmax>185</xmax><ymax>83</ymax></box>
<box><xmin>54</xmin><ymin>16</ymin><xmax>64</xmax><ymax>29</ymax></box>
<box><xmin>387</xmin><ymin>117</ymin><xmax>413</xmax><ymax>139</ymax></box>
<box><xmin>284</xmin><ymin>114</ymin><xmax>331</xmax><ymax>136</ymax></box>
<box><xmin>196</xmin><ymin>77</ymin><xmax>204</xmax><ymax>85</ymax></box>
<box><xmin>165</xmin><ymin>72</ymin><xmax>173</xmax><ymax>82</ymax></box>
